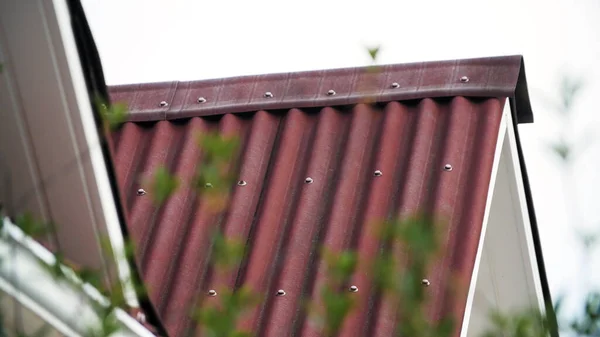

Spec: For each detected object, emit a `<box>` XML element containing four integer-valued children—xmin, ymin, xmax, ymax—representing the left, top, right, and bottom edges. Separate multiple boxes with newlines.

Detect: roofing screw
<box><xmin>444</xmin><ymin>164</ymin><xmax>453</xmax><ymax>171</ymax></box>
<box><xmin>137</xmin><ymin>188</ymin><xmax>146</xmax><ymax>196</ymax></box>
<box><xmin>374</xmin><ymin>170</ymin><xmax>383</xmax><ymax>177</ymax></box>
<box><xmin>422</xmin><ymin>279</ymin><xmax>431</xmax><ymax>286</ymax></box>
<box><xmin>264</xmin><ymin>92</ymin><xmax>274</xmax><ymax>98</ymax></box>
<box><xmin>460</xmin><ymin>76</ymin><xmax>469</xmax><ymax>83</ymax></box>
<box><xmin>238</xmin><ymin>180</ymin><xmax>247</xmax><ymax>186</ymax></box>
<box><xmin>327</xmin><ymin>89</ymin><xmax>336</xmax><ymax>96</ymax></box>
<box><xmin>349</xmin><ymin>285</ymin><xmax>358</xmax><ymax>293</ymax></box>
<box><xmin>205</xmin><ymin>183</ymin><xmax>213</xmax><ymax>188</ymax></box>
<box><xmin>391</xmin><ymin>82</ymin><xmax>400</xmax><ymax>89</ymax></box>
<box><xmin>276</xmin><ymin>289</ymin><xmax>286</xmax><ymax>296</ymax></box>
<box><xmin>136</xmin><ymin>312</ymin><xmax>146</xmax><ymax>324</ymax></box>
<box><xmin>208</xmin><ymin>289</ymin><xmax>217</xmax><ymax>297</ymax></box>
<box><xmin>197</xmin><ymin>97</ymin><xmax>207</xmax><ymax>103</ymax></box>
<box><xmin>159</xmin><ymin>101</ymin><xmax>169</xmax><ymax>107</ymax></box>
<box><xmin>305</xmin><ymin>177</ymin><xmax>313</xmax><ymax>184</ymax></box>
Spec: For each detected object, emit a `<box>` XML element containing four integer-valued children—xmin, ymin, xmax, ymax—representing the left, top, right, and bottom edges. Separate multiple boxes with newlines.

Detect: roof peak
<box><xmin>108</xmin><ymin>55</ymin><xmax>533</xmax><ymax>124</ymax></box>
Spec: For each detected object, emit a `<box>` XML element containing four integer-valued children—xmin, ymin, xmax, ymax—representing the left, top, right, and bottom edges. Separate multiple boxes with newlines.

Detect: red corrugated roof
<box><xmin>107</xmin><ymin>55</ymin><xmax>530</xmax><ymax>337</ymax></box>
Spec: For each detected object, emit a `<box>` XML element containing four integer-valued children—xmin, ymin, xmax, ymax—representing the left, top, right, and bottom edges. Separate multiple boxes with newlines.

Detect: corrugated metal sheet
<box><xmin>108</xmin><ymin>57</ymin><xmax>513</xmax><ymax>337</ymax></box>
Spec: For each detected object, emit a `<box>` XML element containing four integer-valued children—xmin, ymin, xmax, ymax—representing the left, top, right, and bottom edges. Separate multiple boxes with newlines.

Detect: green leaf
<box><xmin>321</xmin><ymin>286</ymin><xmax>355</xmax><ymax>336</ymax></box>
<box><xmin>86</xmin><ymin>309</ymin><xmax>121</xmax><ymax>337</ymax></box>
<box><xmin>372</xmin><ymin>254</ymin><xmax>397</xmax><ymax>291</ymax></box>
<box><xmin>367</xmin><ymin>46</ymin><xmax>380</xmax><ymax>61</ymax></box>
<box><xmin>192</xmin><ymin>286</ymin><xmax>260</xmax><ymax>337</ymax></box>
<box><xmin>78</xmin><ymin>267</ymin><xmax>104</xmax><ymax>290</ymax></box>
<box><xmin>150</xmin><ymin>166</ymin><xmax>179</xmax><ymax>205</ymax></box>
<box><xmin>559</xmin><ymin>75</ymin><xmax>584</xmax><ymax>115</ymax></box>
<box><xmin>435</xmin><ymin>316</ymin><xmax>455</xmax><ymax>337</ymax></box>
<box><xmin>550</xmin><ymin>140</ymin><xmax>571</xmax><ymax>162</ymax></box>
<box><xmin>42</xmin><ymin>252</ymin><xmax>66</xmax><ymax>281</ymax></box>
<box><xmin>198</xmin><ymin>132</ymin><xmax>240</xmax><ymax>162</ymax></box>
<box><xmin>322</xmin><ymin>249</ymin><xmax>357</xmax><ymax>283</ymax></box>
<box><xmin>211</xmin><ymin>233</ymin><xmax>245</xmax><ymax>268</ymax></box>
<box><xmin>96</xmin><ymin>98</ymin><xmax>129</xmax><ymax>130</ymax></box>
<box><xmin>14</xmin><ymin>212</ymin><xmax>48</xmax><ymax>239</ymax></box>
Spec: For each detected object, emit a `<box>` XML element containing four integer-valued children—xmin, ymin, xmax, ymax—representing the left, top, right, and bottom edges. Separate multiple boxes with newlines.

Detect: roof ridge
<box><xmin>108</xmin><ymin>55</ymin><xmax>534</xmax><ymax>124</ymax></box>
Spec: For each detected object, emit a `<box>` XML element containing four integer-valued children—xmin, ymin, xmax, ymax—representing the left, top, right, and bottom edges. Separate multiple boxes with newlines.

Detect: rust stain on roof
<box><xmin>107</xmin><ymin>56</ymin><xmax>524</xmax><ymax>337</ymax></box>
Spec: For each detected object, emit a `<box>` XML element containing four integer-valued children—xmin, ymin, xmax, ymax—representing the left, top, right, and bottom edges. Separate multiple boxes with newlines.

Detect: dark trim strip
<box><xmin>63</xmin><ymin>1</ymin><xmax>168</xmax><ymax>335</ymax></box>
<box><xmin>509</xmin><ymin>97</ymin><xmax>558</xmax><ymax>336</ymax></box>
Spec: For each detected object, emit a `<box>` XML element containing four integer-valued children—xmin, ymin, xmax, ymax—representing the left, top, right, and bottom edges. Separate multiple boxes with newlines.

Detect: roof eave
<box><xmin>107</xmin><ymin>55</ymin><xmax>535</xmax><ymax>124</ymax></box>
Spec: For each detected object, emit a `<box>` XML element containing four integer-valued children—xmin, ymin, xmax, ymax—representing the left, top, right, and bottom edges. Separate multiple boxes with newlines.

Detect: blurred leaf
<box><xmin>367</xmin><ymin>46</ymin><xmax>380</xmax><ymax>61</ymax></box>
<box><xmin>195</xmin><ymin>163</ymin><xmax>223</xmax><ymax>191</ymax></box>
<box><xmin>322</xmin><ymin>249</ymin><xmax>357</xmax><ymax>283</ymax></box>
<box><xmin>87</xmin><ymin>309</ymin><xmax>121</xmax><ymax>337</ymax></box>
<box><xmin>78</xmin><ymin>267</ymin><xmax>104</xmax><ymax>290</ymax></box>
<box><xmin>569</xmin><ymin>292</ymin><xmax>600</xmax><ymax>335</ymax></box>
<box><xmin>550</xmin><ymin>139</ymin><xmax>571</xmax><ymax>162</ymax></box>
<box><xmin>482</xmin><ymin>308</ymin><xmax>549</xmax><ymax>337</ymax></box>
<box><xmin>211</xmin><ymin>233</ymin><xmax>245</xmax><ymax>268</ymax></box>
<box><xmin>576</xmin><ymin>229</ymin><xmax>599</xmax><ymax>251</ymax></box>
<box><xmin>42</xmin><ymin>252</ymin><xmax>67</xmax><ymax>281</ymax></box>
<box><xmin>150</xmin><ymin>166</ymin><xmax>179</xmax><ymax>205</ymax></box>
<box><xmin>372</xmin><ymin>253</ymin><xmax>397</xmax><ymax>291</ymax></box>
<box><xmin>193</xmin><ymin>286</ymin><xmax>259</xmax><ymax>337</ymax></box>
<box><xmin>559</xmin><ymin>75</ymin><xmax>585</xmax><ymax>115</ymax></box>
<box><xmin>585</xmin><ymin>293</ymin><xmax>600</xmax><ymax>319</ymax></box>
<box><xmin>320</xmin><ymin>286</ymin><xmax>355</xmax><ymax>336</ymax></box>
<box><xmin>396</xmin><ymin>215</ymin><xmax>439</xmax><ymax>257</ymax></box>
<box><xmin>436</xmin><ymin>317</ymin><xmax>455</xmax><ymax>337</ymax></box>
<box><xmin>96</xmin><ymin>98</ymin><xmax>129</xmax><ymax>130</ymax></box>
<box><xmin>198</xmin><ymin>132</ymin><xmax>240</xmax><ymax>162</ymax></box>
<box><xmin>312</xmin><ymin>249</ymin><xmax>359</xmax><ymax>336</ymax></box>
<box><xmin>14</xmin><ymin>212</ymin><xmax>48</xmax><ymax>239</ymax></box>
<box><xmin>0</xmin><ymin>63</ymin><xmax>3</xmax><ymax>74</ymax></box>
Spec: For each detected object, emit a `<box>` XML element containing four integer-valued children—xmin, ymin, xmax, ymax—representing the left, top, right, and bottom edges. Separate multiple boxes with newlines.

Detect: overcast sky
<box><xmin>82</xmin><ymin>0</ymin><xmax>600</xmax><ymax>318</ymax></box>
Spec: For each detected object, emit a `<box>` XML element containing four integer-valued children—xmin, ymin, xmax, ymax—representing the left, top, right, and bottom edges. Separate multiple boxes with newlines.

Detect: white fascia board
<box><xmin>0</xmin><ymin>217</ymin><xmax>154</xmax><ymax>337</ymax></box>
<box><xmin>459</xmin><ymin>102</ymin><xmax>507</xmax><ymax>337</ymax></box>
<box><xmin>461</xmin><ymin>101</ymin><xmax>546</xmax><ymax>337</ymax></box>
<box><xmin>48</xmin><ymin>0</ymin><xmax>138</xmax><ymax>308</ymax></box>
<box><xmin>0</xmin><ymin>0</ymin><xmax>137</xmax><ymax>307</ymax></box>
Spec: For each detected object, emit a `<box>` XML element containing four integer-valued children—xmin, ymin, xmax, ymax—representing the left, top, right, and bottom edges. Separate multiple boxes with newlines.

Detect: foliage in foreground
<box><xmin>1</xmin><ymin>49</ymin><xmax>597</xmax><ymax>337</ymax></box>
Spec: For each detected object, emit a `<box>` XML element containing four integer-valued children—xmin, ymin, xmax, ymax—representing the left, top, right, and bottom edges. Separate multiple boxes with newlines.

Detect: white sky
<box><xmin>82</xmin><ymin>0</ymin><xmax>600</xmax><ymax>319</ymax></box>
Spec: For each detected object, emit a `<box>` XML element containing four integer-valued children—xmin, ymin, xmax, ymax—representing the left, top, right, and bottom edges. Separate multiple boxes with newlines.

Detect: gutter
<box><xmin>0</xmin><ymin>217</ymin><xmax>154</xmax><ymax>337</ymax></box>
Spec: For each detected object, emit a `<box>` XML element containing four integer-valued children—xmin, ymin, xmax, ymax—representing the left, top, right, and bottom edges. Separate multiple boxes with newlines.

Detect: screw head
<box><xmin>198</xmin><ymin>97</ymin><xmax>207</xmax><ymax>103</ymax></box>
<box><xmin>137</xmin><ymin>188</ymin><xmax>146</xmax><ymax>196</ymax></box>
<box><xmin>264</xmin><ymin>92</ymin><xmax>274</xmax><ymax>98</ymax></box>
<box><xmin>374</xmin><ymin>170</ymin><xmax>383</xmax><ymax>177</ymax></box>
<box><xmin>391</xmin><ymin>82</ymin><xmax>400</xmax><ymax>88</ymax></box>
<box><xmin>460</xmin><ymin>76</ymin><xmax>469</xmax><ymax>83</ymax></box>
<box><xmin>238</xmin><ymin>180</ymin><xmax>247</xmax><ymax>186</ymax></box>
<box><xmin>444</xmin><ymin>164</ymin><xmax>453</xmax><ymax>171</ymax></box>
<box><xmin>159</xmin><ymin>101</ymin><xmax>169</xmax><ymax>107</ymax></box>
<box><xmin>327</xmin><ymin>89</ymin><xmax>336</xmax><ymax>96</ymax></box>
<box><xmin>208</xmin><ymin>289</ymin><xmax>217</xmax><ymax>296</ymax></box>
<box><xmin>349</xmin><ymin>285</ymin><xmax>358</xmax><ymax>292</ymax></box>
<box><xmin>304</xmin><ymin>177</ymin><xmax>313</xmax><ymax>184</ymax></box>
<box><xmin>136</xmin><ymin>312</ymin><xmax>146</xmax><ymax>323</ymax></box>
<box><xmin>205</xmin><ymin>182</ymin><xmax>213</xmax><ymax>188</ymax></box>
<box><xmin>276</xmin><ymin>289</ymin><xmax>286</xmax><ymax>296</ymax></box>
<box><xmin>422</xmin><ymin>279</ymin><xmax>431</xmax><ymax>286</ymax></box>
